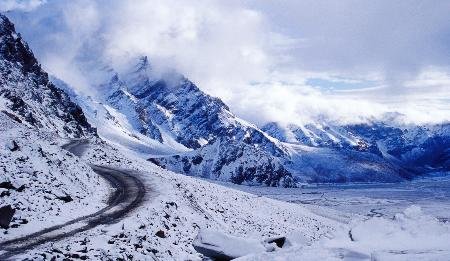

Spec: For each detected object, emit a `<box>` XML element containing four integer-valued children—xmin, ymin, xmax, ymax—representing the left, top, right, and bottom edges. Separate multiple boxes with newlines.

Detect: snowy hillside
<box><xmin>0</xmin><ymin>13</ymin><xmax>108</xmax><ymax>243</ymax></box>
<box><xmin>11</xmin><ymin>139</ymin><xmax>337</xmax><ymax>260</ymax></box>
<box><xmin>0</xmin><ymin>113</ymin><xmax>108</xmax><ymax>241</ymax></box>
<box><xmin>150</xmin><ymin>136</ymin><xmax>295</xmax><ymax>187</ymax></box>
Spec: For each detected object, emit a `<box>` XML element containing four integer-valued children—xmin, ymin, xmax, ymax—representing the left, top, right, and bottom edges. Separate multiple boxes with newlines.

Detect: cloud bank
<box><xmin>6</xmin><ymin>0</ymin><xmax>450</xmax><ymax>125</ymax></box>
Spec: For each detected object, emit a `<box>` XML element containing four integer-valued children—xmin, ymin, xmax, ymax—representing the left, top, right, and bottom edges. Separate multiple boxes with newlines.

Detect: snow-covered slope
<box><xmin>0</xmin><ymin>14</ymin><xmax>94</xmax><ymax>138</ymax></box>
<box><xmin>0</xmin><ymin>113</ymin><xmax>108</xmax><ymax>241</ymax></box>
<box><xmin>13</xmin><ymin>139</ymin><xmax>337</xmax><ymax>260</ymax></box>
<box><xmin>51</xmin><ymin>76</ymin><xmax>188</xmax><ymax>157</ymax></box>
<box><xmin>150</xmin><ymin>136</ymin><xmax>295</xmax><ymax>187</ymax></box>
<box><xmin>284</xmin><ymin>144</ymin><xmax>409</xmax><ymax>183</ymax></box>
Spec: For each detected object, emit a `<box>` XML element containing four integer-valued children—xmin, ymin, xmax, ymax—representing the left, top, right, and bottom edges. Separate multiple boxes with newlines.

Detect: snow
<box><xmin>2</xmin><ymin>12</ymin><xmax>450</xmax><ymax>260</ymax></box>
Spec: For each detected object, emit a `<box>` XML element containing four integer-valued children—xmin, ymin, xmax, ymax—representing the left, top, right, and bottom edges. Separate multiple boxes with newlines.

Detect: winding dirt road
<box><xmin>0</xmin><ymin>140</ymin><xmax>147</xmax><ymax>260</ymax></box>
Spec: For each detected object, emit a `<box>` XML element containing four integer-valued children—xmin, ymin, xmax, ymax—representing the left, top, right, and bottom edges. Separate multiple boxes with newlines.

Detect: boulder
<box><xmin>0</xmin><ymin>205</ymin><xmax>15</xmax><ymax>229</ymax></box>
<box><xmin>56</xmin><ymin>195</ymin><xmax>73</xmax><ymax>203</ymax></box>
<box><xmin>0</xmin><ymin>181</ymin><xmax>15</xmax><ymax>190</ymax></box>
<box><xmin>193</xmin><ymin>229</ymin><xmax>267</xmax><ymax>260</ymax></box>
<box><xmin>265</xmin><ymin>236</ymin><xmax>287</xmax><ymax>248</ymax></box>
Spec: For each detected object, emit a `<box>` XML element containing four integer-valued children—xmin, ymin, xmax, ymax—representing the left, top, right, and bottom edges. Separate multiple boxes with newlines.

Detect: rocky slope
<box><xmin>0</xmin><ymin>13</ymin><xmax>107</xmax><ymax>240</ymax></box>
<box><xmin>0</xmin><ymin>14</ymin><xmax>94</xmax><ymax>138</ymax></box>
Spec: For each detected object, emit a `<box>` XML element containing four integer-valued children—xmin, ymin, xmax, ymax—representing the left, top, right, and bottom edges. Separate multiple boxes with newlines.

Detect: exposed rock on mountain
<box><xmin>263</xmin><ymin>120</ymin><xmax>450</xmax><ymax>182</ymax></box>
<box><xmin>0</xmin><ymin>14</ymin><xmax>94</xmax><ymax>138</ymax></box>
<box><xmin>94</xmin><ymin>57</ymin><xmax>293</xmax><ymax>186</ymax></box>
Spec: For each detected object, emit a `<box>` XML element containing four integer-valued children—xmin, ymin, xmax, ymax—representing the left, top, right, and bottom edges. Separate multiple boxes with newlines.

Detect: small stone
<box><xmin>7</xmin><ymin>140</ymin><xmax>19</xmax><ymax>152</ymax></box>
<box><xmin>155</xmin><ymin>230</ymin><xmax>166</xmax><ymax>238</ymax></box>
<box><xmin>56</xmin><ymin>195</ymin><xmax>73</xmax><ymax>203</ymax></box>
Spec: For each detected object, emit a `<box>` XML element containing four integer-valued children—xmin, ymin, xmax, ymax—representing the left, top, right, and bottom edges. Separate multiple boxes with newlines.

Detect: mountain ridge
<box><xmin>0</xmin><ymin>14</ymin><xmax>95</xmax><ymax>138</ymax></box>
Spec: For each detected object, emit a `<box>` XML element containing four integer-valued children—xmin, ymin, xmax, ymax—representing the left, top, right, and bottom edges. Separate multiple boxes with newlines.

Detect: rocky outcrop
<box><xmin>0</xmin><ymin>14</ymin><xmax>95</xmax><ymax>138</ymax></box>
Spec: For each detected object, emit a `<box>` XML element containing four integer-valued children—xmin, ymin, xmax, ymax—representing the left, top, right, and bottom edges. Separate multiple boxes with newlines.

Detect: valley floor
<box><xmin>222</xmin><ymin>172</ymin><xmax>450</xmax><ymax>260</ymax></box>
<box><xmin>221</xmin><ymin>172</ymin><xmax>450</xmax><ymax>221</ymax></box>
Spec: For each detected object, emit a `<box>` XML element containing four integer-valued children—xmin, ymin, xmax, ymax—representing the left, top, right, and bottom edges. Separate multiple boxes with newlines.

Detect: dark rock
<box><xmin>16</xmin><ymin>184</ymin><xmax>25</xmax><ymax>192</ymax></box>
<box><xmin>0</xmin><ymin>181</ymin><xmax>15</xmax><ymax>190</ymax></box>
<box><xmin>155</xmin><ymin>230</ymin><xmax>166</xmax><ymax>238</ymax></box>
<box><xmin>1</xmin><ymin>110</ymin><xmax>22</xmax><ymax>123</ymax></box>
<box><xmin>0</xmin><ymin>205</ymin><xmax>15</xmax><ymax>229</ymax></box>
<box><xmin>7</xmin><ymin>140</ymin><xmax>19</xmax><ymax>151</ymax></box>
<box><xmin>147</xmin><ymin>158</ymin><xmax>162</xmax><ymax>167</ymax></box>
<box><xmin>56</xmin><ymin>195</ymin><xmax>73</xmax><ymax>203</ymax></box>
<box><xmin>265</xmin><ymin>236</ymin><xmax>286</xmax><ymax>248</ymax></box>
<box><xmin>193</xmin><ymin>245</ymin><xmax>233</xmax><ymax>261</ymax></box>
<box><xmin>191</xmin><ymin>155</ymin><xmax>203</xmax><ymax>165</ymax></box>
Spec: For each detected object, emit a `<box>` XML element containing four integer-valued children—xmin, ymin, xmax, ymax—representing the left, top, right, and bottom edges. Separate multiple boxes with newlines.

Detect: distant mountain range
<box><xmin>2</xmin><ymin>13</ymin><xmax>448</xmax><ymax>187</ymax></box>
<box><xmin>59</xmin><ymin>54</ymin><xmax>449</xmax><ymax>186</ymax></box>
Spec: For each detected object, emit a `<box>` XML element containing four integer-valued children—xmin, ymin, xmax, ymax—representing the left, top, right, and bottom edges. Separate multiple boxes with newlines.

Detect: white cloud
<box><xmin>0</xmin><ymin>0</ymin><xmax>45</xmax><ymax>12</ymax></box>
<box><xmin>6</xmin><ymin>0</ymin><xmax>450</xmax><ymax>125</ymax></box>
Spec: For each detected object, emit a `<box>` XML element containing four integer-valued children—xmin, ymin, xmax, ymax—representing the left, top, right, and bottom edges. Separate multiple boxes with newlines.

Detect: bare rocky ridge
<box><xmin>0</xmin><ymin>14</ymin><xmax>94</xmax><ymax>138</ymax></box>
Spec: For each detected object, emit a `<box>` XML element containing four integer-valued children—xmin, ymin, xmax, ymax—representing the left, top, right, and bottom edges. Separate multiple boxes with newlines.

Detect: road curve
<box><xmin>0</xmin><ymin>140</ymin><xmax>147</xmax><ymax>260</ymax></box>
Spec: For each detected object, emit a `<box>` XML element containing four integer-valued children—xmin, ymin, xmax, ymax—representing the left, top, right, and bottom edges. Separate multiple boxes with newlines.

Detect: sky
<box><xmin>2</xmin><ymin>0</ymin><xmax>450</xmax><ymax>125</ymax></box>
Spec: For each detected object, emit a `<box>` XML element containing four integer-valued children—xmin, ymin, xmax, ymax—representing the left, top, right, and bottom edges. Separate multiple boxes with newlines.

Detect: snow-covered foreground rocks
<box><xmin>12</xmin><ymin>141</ymin><xmax>337</xmax><ymax>260</ymax></box>
<box><xmin>0</xmin><ymin>113</ymin><xmax>108</xmax><ymax>241</ymax></box>
<box><xmin>193</xmin><ymin>229</ymin><xmax>268</xmax><ymax>259</ymax></box>
<box><xmin>240</xmin><ymin>206</ymin><xmax>450</xmax><ymax>261</ymax></box>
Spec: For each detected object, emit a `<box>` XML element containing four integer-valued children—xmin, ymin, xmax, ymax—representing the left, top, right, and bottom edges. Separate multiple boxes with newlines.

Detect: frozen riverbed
<box><xmin>218</xmin><ymin>172</ymin><xmax>450</xmax><ymax>222</ymax></box>
<box><xmin>227</xmin><ymin>173</ymin><xmax>450</xmax><ymax>260</ymax></box>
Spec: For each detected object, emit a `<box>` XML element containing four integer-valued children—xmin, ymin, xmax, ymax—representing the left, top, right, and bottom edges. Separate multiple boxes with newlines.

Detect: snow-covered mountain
<box><xmin>0</xmin><ymin>16</ymin><xmax>337</xmax><ymax>260</ymax></box>
<box><xmin>60</xmin><ymin>57</ymin><xmax>296</xmax><ymax>186</ymax></box>
<box><xmin>51</xmin><ymin>53</ymin><xmax>450</xmax><ymax>185</ymax></box>
<box><xmin>263</xmin><ymin>119</ymin><xmax>450</xmax><ymax>181</ymax></box>
<box><xmin>0</xmin><ymin>14</ymin><xmax>94</xmax><ymax>138</ymax></box>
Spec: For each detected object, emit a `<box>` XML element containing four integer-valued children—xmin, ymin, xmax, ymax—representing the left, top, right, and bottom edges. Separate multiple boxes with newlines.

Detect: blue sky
<box><xmin>3</xmin><ymin>0</ymin><xmax>450</xmax><ymax>124</ymax></box>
